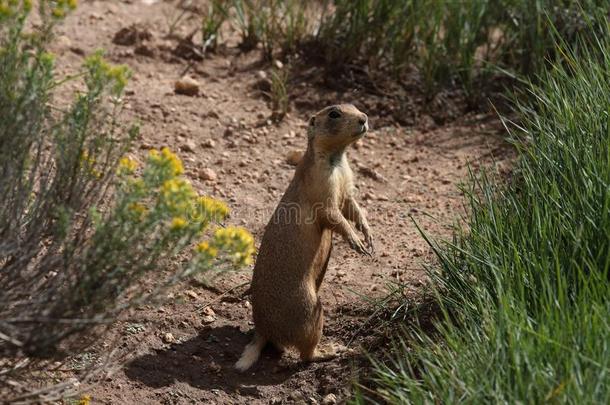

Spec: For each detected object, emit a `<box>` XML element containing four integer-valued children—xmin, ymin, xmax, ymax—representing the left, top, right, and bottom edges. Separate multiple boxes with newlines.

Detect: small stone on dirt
<box><xmin>180</xmin><ymin>140</ymin><xmax>197</xmax><ymax>153</ymax></box>
<box><xmin>184</xmin><ymin>290</ymin><xmax>198</xmax><ymax>299</ymax></box>
<box><xmin>208</xmin><ymin>361</ymin><xmax>222</xmax><ymax>374</ymax></box>
<box><xmin>162</xmin><ymin>332</ymin><xmax>176</xmax><ymax>344</ymax></box>
<box><xmin>202</xmin><ymin>307</ymin><xmax>215</xmax><ymax>316</ymax></box>
<box><xmin>202</xmin><ymin>315</ymin><xmax>216</xmax><ymax>324</ymax></box>
<box><xmin>198</xmin><ymin>167</ymin><xmax>217</xmax><ymax>181</ymax></box>
<box><xmin>358</xmin><ymin>166</ymin><xmax>387</xmax><ymax>182</ymax></box>
<box><xmin>113</xmin><ymin>24</ymin><xmax>152</xmax><ymax>46</ymax></box>
<box><xmin>174</xmin><ymin>77</ymin><xmax>200</xmax><ymax>96</ymax></box>
<box><xmin>362</xmin><ymin>191</ymin><xmax>376</xmax><ymax>200</ymax></box>
<box><xmin>202</xmin><ymin>139</ymin><xmax>216</xmax><ymax>148</ymax></box>
<box><xmin>322</xmin><ymin>393</ymin><xmax>337</xmax><ymax>405</ymax></box>
<box><xmin>286</xmin><ymin>150</ymin><xmax>303</xmax><ymax>166</ymax></box>
<box><xmin>257</xmin><ymin>70</ymin><xmax>268</xmax><ymax>81</ymax></box>
<box><xmin>134</xmin><ymin>43</ymin><xmax>155</xmax><ymax>57</ymax></box>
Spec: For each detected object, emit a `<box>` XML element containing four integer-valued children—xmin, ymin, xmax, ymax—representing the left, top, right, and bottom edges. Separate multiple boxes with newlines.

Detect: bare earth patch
<box><xmin>44</xmin><ymin>1</ymin><xmax>511</xmax><ymax>403</ymax></box>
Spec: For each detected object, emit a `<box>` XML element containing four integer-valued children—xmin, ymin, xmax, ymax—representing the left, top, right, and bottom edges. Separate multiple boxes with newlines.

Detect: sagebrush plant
<box><xmin>360</xmin><ymin>14</ymin><xmax>610</xmax><ymax>404</ymax></box>
<box><xmin>0</xmin><ymin>2</ymin><xmax>253</xmax><ymax>402</ymax></box>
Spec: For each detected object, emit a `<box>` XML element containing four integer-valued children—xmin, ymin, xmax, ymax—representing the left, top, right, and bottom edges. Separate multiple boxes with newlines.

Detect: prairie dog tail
<box><xmin>235</xmin><ymin>333</ymin><xmax>266</xmax><ymax>372</ymax></box>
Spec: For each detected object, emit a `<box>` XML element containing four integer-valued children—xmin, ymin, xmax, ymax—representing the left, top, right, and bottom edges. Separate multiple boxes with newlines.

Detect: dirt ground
<box><xmin>44</xmin><ymin>1</ymin><xmax>511</xmax><ymax>404</ymax></box>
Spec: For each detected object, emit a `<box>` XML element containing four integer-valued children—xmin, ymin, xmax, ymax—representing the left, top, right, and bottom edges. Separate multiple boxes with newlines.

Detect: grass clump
<box><xmin>361</xmin><ymin>16</ymin><xmax>610</xmax><ymax>404</ymax></box>
<box><xmin>0</xmin><ymin>2</ymin><xmax>253</xmax><ymax>401</ymax></box>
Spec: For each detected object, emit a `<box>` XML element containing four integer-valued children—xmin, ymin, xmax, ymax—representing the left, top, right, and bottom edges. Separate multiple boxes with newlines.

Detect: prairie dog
<box><xmin>235</xmin><ymin>104</ymin><xmax>373</xmax><ymax>372</ymax></box>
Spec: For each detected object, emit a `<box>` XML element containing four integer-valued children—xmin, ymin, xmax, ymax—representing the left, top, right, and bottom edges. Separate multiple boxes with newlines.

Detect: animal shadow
<box><xmin>124</xmin><ymin>325</ymin><xmax>297</xmax><ymax>396</ymax></box>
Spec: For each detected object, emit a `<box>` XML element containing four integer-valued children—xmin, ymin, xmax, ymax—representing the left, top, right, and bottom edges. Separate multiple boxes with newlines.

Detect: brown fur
<box><xmin>235</xmin><ymin>104</ymin><xmax>373</xmax><ymax>371</ymax></box>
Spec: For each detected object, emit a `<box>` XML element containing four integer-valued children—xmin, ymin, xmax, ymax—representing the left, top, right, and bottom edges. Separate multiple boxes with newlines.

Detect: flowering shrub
<box><xmin>0</xmin><ymin>2</ymin><xmax>253</xmax><ymax>402</ymax></box>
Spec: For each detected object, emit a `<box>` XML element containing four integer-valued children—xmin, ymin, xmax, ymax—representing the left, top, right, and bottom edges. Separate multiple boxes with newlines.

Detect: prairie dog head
<box><xmin>307</xmin><ymin>104</ymin><xmax>368</xmax><ymax>152</ymax></box>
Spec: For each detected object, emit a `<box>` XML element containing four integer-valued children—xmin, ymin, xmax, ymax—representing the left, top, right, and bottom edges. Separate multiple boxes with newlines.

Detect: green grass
<box><xmin>202</xmin><ymin>1</ymin><xmax>606</xmax><ymax>97</ymax></box>
<box><xmin>360</xmin><ymin>16</ymin><xmax>610</xmax><ymax>405</ymax></box>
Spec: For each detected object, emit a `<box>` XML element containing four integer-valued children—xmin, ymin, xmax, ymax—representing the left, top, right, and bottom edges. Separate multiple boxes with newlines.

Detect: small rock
<box><xmin>322</xmin><ymin>393</ymin><xmax>337</xmax><ymax>405</ymax></box>
<box><xmin>274</xmin><ymin>60</ymin><xmax>284</xmax><ymax>69</ymax></box>
<box><xmin>174</xmin><ymin>77</ymin><xmax>200</xmax><ymax>96</ymax></box>
<box><xmin>286</xmin><ymin>150</ymin><xmax>303</xmax><ymax>166</ymax></box>
<box><xmin>134</xmin><ymin>43</ymin><xmax>155</xmax><ymax>57</ymax></box>
<box><xmin>358</xmin><ymin>166</ymin><xmax>387</xmax><ymax>182</ymax></box>
<box><xmin>270</xmin><ymin>397</ymin><xmax>282</xmax><ymax>405</ymax></box>
<box><xmin>256</xmin><ymin>70</ymin><xmax>268</xmax><ymax>81</ymax></box>
<box><xmin>362</xmin><ymin>191</ymin><xmax>376</xmax><ymax>201</ymax></box>
<box><xmin>54</xmin><ymin>35</ymin><xmax>72</xmax><ymax>51</ymax></box>
<box><xmin>162</xmin><ymin>332</ymin><xmax>176</xmax><ymax>344</ymax></box>
<box><xmin>198</xmin><ymin>168</ymin><xmax>217</xmax><ymax>181</ymax></box>
<box><xmin>208</xmin><ymin>361</ymin><xmax>222</xmax><ymax>374</ymax></box>
<box><xmin>202</xmin><ymin>315</ymin><xmax>216</xmax><ymax>324</ymax></box>
<box><xmin>113</xmin><ymin>24</ymin><xmax>152</xmax><ymax>46</ymax></box>
<box><xmin>202</xmin><ymin>139</ymin><xmax>216</xmax><ymax>148</ymax></box>
<box><xmin>180</xmin><ymin>140</ymin><xmax>197</xmax><ymax>153</ymax></box>
<box><xmin>202</xmin><ymin>307</ymin><xmax>215</xmax><ymax>316</ymax></box>
<box><xmin>185</xmin><ymin>290</ymin><xmax>198</xmax><ymax>299</ymax></box>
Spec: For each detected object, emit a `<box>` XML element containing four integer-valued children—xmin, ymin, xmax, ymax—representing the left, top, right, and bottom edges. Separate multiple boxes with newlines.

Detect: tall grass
<box><xmin>362</xmin><ymin>16</ymin><xmax>610</xmax><ymax>404</ymax></box>
<box><xmin>205</xmin><ymin>1</ymin><xmax>606</xmax><ymax>96</ymax></box>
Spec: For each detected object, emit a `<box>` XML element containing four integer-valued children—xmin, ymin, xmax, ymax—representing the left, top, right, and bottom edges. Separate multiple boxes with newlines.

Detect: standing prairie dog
<box><xmin>235</xmin><ymin>104</ymin><xmax>374</xmax><ymax>372</ymax></box>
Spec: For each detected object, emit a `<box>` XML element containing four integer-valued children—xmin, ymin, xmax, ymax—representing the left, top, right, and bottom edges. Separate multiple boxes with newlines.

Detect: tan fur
<box><xmin>235</xmin><ymin>104</ymin><xmax>373</xmax><ymax>372</ymax></box>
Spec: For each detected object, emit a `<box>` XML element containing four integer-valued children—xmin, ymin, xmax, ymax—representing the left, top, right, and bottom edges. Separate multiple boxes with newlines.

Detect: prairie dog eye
<box><xmin>309</xmin><ymin>116</ymin><xmax>315</xmax><ymax>126</ymax></box>
<box><xmin>328</xmin><ymin>110</ymin><xmax>341</xmax><ymax>119</ymax></box>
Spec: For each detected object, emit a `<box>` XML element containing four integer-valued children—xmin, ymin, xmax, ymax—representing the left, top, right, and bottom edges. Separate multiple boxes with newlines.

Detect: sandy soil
<box><xmin>44</xmin><ymin>1</ymin><xmax>511</xmax><ymax>403</ymax></box>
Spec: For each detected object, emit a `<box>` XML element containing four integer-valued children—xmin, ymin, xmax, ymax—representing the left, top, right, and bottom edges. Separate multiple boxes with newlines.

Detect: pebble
<box><xmin>202</xmin><ymin>139</ymin><xmax>216</xmax><ymax>148</ymax></box>
<box><xmin>162</xmin><ymin>332</ymin><xmax>176</xmax><ymax>344</ymax></box>
<box><xmin>184</xmin><ymin>290</ymin><xmax>198</xmax><ymax>299</ymax></box>
<box><xmin>180</xmin><ymin>139</ymin><xmax>197</xmax><ymax>153</ymax></box>
<box><xmin>199</xmin><ymin>168</ymin><xmax>218</xmax><ymax>181</ymax></box>
<box><xmin>174</xmin><ymin>77</ymin><xmax>200</xmax><ymax>96</ymax></box>
<box><xmin>322</xmin><ymin>394</ymin><xmax>337</xmax><ymax>405</ymax></box>
<box><xmin>202</xmin><ymin>315</ymin><xmax>216</xmax><ymax>324</ymax></box>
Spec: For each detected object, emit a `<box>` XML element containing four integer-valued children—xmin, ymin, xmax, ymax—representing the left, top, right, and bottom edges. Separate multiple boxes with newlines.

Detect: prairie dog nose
<box><xmin>358</xmin><ymin>113</ymin><xmax>368</xmax><ymax>126</ymax></box>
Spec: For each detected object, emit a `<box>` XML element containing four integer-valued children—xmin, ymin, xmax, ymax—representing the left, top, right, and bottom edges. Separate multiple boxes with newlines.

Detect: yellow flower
<box><xmin>51</xmin><ymin>7</ymin><xmax>64</xmax><ymax>18</ymax></box>
<box><xmin>78</xmin><ymin>395</ymin><xmax>91</xmax><ymax>405</ymax></box>
<box><xmin>161</xmin><ymin>147</ymin><xmax>184</xmax><ymax>175</ymax></box>
<box><xmin>148</xmin><ymin>147</ymin><xmax>184</xmax><ymax>177</ymax></box>
<box><xmin>127</xmin><ymin>202</ymin><xmax>148</xmax><ymax>221</ymax></box>
<box><xmin>195</xmin><ymin>241</ymin><xmax>218</xmax><ymax>258</ymax></box>
<box><xmin>170</xmin><ymin>216</ymin><xmax>188</xmax><ymax>231</ymax></box>
<box><xmin>67</xmin><ymin>0</ymin><xmax>78</xmax><ymax>10</ymax></box>
<box><xmin>196</xmin><ymin>196</ymin><xmax>230</xmax><ymax>221</ymax></box>
<box><xmin>213</xmin><ymin>226</ymin><xmax>255</xmax><ymax>266</ymax></box>
<box><xmin>80</xmin><ymin>151</ymin><xmax>102</xmax><ymax>178</ymax></box>
<box><xmin>118</xmin><ymin>156</ymin><xmax>138</xmax><ymax>175</ymax></box>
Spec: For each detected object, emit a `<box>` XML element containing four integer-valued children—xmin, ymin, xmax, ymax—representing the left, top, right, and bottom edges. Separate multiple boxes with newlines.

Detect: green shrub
<box><xmin>361</xmin><ymin>14</ymin><xmax>610</xmax><ymax>405</ymax></box>
<box><xmin>201</xmin><ymin>0</ymin><xmax>606</xmax><ymax>96</ymax></box>
<box><xmin>0</xmin><ymin>2</ymin><xmax>253</xmax><ymax>401</ymax></box>
<box><xmin>225</xmin><ymin>0</ymin><xmax>313</xmax><ymax>58</ymax></box>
